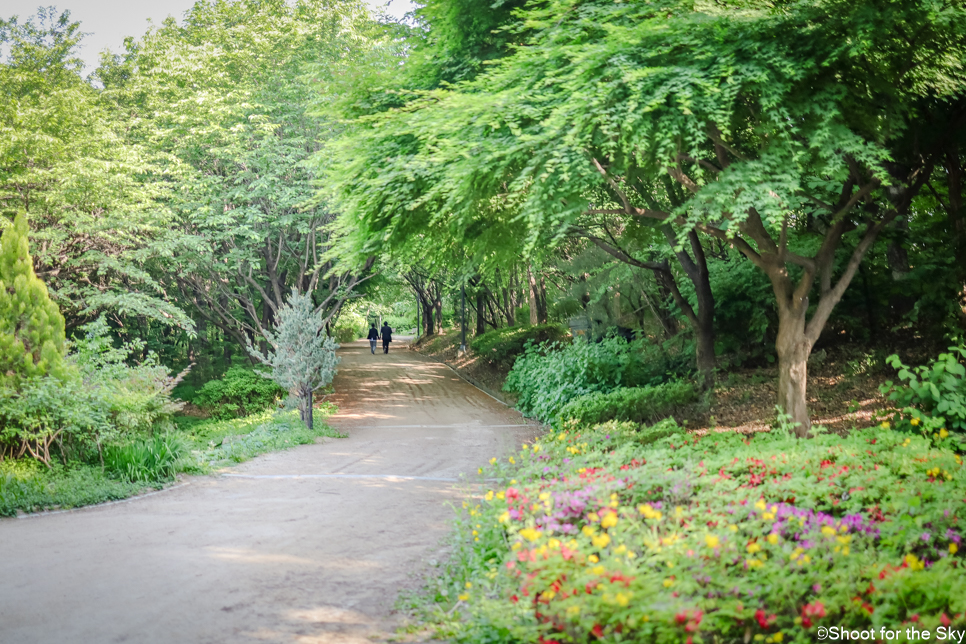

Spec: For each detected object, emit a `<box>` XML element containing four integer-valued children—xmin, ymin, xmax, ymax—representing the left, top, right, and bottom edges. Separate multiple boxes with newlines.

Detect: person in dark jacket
<box><xmin>366</xmin><ymin>323</ymin><xmax>379</xmax><ymax>354</ymax></box>
<box><xmin>380</xmin><ymin>322</ymin><xmax>393</xmax><ymax>353</ymax></box>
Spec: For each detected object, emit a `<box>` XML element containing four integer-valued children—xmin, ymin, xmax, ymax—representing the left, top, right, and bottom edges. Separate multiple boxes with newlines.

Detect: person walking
<box><xmin>366</xmin><ymin>323</ymin><xmax>379</xmax><ymax>354</ymax></box>
<box><xmin>380</xmin><ymin>322</ymin><xmax>393</xmax><ymax>354</ymax></box>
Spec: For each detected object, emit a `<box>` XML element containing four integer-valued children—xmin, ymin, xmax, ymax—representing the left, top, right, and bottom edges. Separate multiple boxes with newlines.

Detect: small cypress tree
<box><xmin>248</xmin><ymin>289</ymin><xmax>340</xmax><ymax>429</ymax></box>
<box><xmin>0</xmin><ymin>212</ymin><xmax>67</xmax><ymax>388</ymax></box>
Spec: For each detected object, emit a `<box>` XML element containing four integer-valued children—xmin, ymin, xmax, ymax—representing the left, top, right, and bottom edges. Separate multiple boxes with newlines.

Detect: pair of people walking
<box><xmin>367</xmin><ymin>322</ymin><xmax>393</xmax><ymax>354</ymax></box>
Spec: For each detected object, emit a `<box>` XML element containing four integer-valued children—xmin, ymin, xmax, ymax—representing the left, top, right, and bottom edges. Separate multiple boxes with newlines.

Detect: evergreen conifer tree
<box><xmin>0</xmin><ymin>212</ymin><xmax>67</xmax><ymax>387</ymax></box>
<box><xmin>248</xmin><ymin>289</ymin><xmax>340</xmax><ymax>429</ymax></box>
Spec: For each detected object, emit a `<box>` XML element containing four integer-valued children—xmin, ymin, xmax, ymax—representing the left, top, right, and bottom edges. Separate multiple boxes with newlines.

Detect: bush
<box><xmin>472</xmin><ymin>324</ymin><xmax>569</xmax><ymax>367</ymax></box>
<box><xmin>881</xmin><ymin>344</ymin><xmax>966</xmax><ymax>436</ymax></box>
<box><xmin>333</xmin><ymin>308</ymin><xmax>368</xmax><ymax>344</ymax></box>
<box><xmin>103</xmin><ymin>433</ymin><xmax>189</xmax><ymax>483</ymax></box>
<box><xmin>557</xmin><ymin>381</ymin><xmax>697</xmax><ymax>427</ymax></box>
<box><xmin>505</xmin><ymin>337</ymin><xmax>687</xmax><ymax>422</ymax></box>
<box><xmin>427</xmin><ymin>421</ymin><xmax>966</xmax><ymax>644</ymax></box>
<box><xmin>192</xmin><ymin>367</ymin><xmax>285</xmax><ymax>420</ymax></box>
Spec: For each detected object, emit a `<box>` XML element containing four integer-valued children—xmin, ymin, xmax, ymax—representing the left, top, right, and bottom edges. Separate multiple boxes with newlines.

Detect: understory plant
<box><xmin>192</xmin><ymin>367</ymin><xmax>285</xmax><ymax>420</ymax></box>
<box><xmin>881</xmin><ymin>345</ymin><xmax>966</xmax><ymax>438</ymax></box>
<box><xmin>505</xmin><ymin>337</ymin><xmax>686</xmax><ymax>422</ymax></box>
<box><xmin>425</xmin><ymin>421</ymin><xmax>966</xmax><ymax>643</ymax></box>
<box><xmin>556</xmin><ymin>381</ymin><xmax>697</xmax><ymax>427</ymax></box>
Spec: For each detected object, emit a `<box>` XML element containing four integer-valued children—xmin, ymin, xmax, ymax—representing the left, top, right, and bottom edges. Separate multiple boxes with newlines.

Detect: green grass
<box><xmin>1</xmin><ymin>404</ymin><xmax>344</xmax><ymax>517</ymax></box>
<box><xmin>0</xmin><ymin>459</ymin><xmax>147</xmax><ymax>517</ymax></box>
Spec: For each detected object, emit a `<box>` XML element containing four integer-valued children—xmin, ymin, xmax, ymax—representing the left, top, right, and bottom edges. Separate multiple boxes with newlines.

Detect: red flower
<box><xmin>942</xmin><ymin>614</ymin><xmax>952</xmax><ymax>628</ymax></box>
<box><xmin>592</xmin><ymin>624</ymin><xmax>605</xmax><ymax>639</ymax></box>
<box><xmin>510</xmin><ymin>594</ymin><xmax>519</xmax><ymax>603</ymax></box>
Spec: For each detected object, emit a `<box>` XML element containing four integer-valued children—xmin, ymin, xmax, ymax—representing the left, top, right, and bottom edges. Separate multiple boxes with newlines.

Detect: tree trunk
<box><xmin>422</xmin><ymin>300</ymin><xmax>435</xmax><ymax>336</ymax></box>
<box><xmin>476</xmin><ymin>290</ymin><xmax>486</xmax><ymax>335</ymax></box>
<box><xmin>775</xmin><ymin>300</ymin><xmax>812</xmax><ymax>437</ymax></box>
<box><xmin>299</xmin><ymin>389</ymin><xmax>314</xmax><ymax>430</ymax></box>
<box><xmin>527</xmin><ymin>264</ymin><xmax>542</xmax><ymax>324</ymax></box>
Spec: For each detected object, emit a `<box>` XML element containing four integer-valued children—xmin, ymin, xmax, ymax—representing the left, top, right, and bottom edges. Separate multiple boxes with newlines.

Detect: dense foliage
<box><xmin>505</xmin><ymin>338</ymin><xmax>693</xmax><ymax>423</ymax></box>
<box><xmin>557</xmin><ymin>382</ymin><xmax>697</xmax><ymax>428</ymax></box>
<box><xmin>192</xmin><ymin>367</ymin><xmax>285</xmax><ymax>421</ymax></box>
<box><xmin>473</xmin><ymin>325</ymin><xmax>570</xmax><ymax>368</ymax></box>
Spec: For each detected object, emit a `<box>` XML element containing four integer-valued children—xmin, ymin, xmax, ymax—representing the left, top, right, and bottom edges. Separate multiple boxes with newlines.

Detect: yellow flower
<box><xmin>458</xmin><ymin>593</ymin><xmax>469</xmax><ymax>601</ymax></box>
<box><xmin>615</xmin><ymin>592</ymin><xmax>630</xmax><ymax>607</ymax></box>
<box><xmin>532</xmin><ymin>445</ymin><xmax>540</xmax><ymax>453</ymax></box>
<box><xmin>940</xmin><ymin>428</ymin><xmax>949</xmax><ymax>438</ymax></box>
<box><xmin>614</xmin><ymin>544</ymin><xmax>626</xmax><ymax>554</ymax></box>
<box><xmin>557</xmin><ymin>433</ymin><xmax>567</xmax><ymax>441</ymax></box>
<box><xmin>592</xmin><ymin>565</ymin><xmax>605</xmax><ymax>575</ymax></box>
<box><xmin>905</xmin><ymin>553</ymin><xmax>925</xmax><ymax>571</ymax></box>
<box><xmin>540</xmin><ymin>589</ymin><xmax>555</xmax><ymax>601</ymax></box>
<box><xmin>950</xmin><ymin>543</ymin><xmax>959</xmax><ymax>555</ymax></box>
<box><xmin>706</xmin><ymin>535</ymin><xmax>720</xmax><ymax>548</ymax></box>
<box><xmin>729</xmin><ymin>524</ymin><xmax>739</xmax><ymax>532</ymax></box>
<box><xmin>821</xmin><ymin>526</ymin><xmax>837</xmax><ymax>538</ymax></box>
<box><xmin>601</xmin><ymin>513</ymin><xmax>618</xmax><ymax>529</ymax></box>
<box><xmin>755</xmin><ymin>499</ymin><xmax>767</xmax><ymax>511</ymax></box>
<box><xmin>522</xmin><ymin>444</ymin><xmax>529</xmax><ymax>450</ymax></box>
<box><xmin>496</xmin><ymin>491</ymin><xmax>505</xmax><ymax>500</ymax></box>
<box><xmin>498</xmin><ymin>511</ymin><xmax>510</xmax><ymax>523</ymax></box>
<box><xmin>485</xmin><ymin>490</ymin><xmax>494</xmax><ymax>501</ymax></box>
<box><xmin>477</xmin><ymin>467</ymin><xmax>483</xmax><ymax>474</ymax></box>
<box><xmin>582</xmin><ymin>525</ymin><xmax>596</xmax><ymax>537</ymax></box>
<box><xmin>465</xmin><ymin>582</ymin><xmax>473</xmax><ymax>589</ymax></box>
<box><xmin>747</xmin><ymin>542</ymin><xmax>762</xmax><ymax>554</ymax></box>
<box><xmin>472</xmin><ymin>530</ymin><xmax>478</xmax><ymax>536</ymax></box>
<box><xmin>881</xmin><ymin>421</ymin><xmax>890</xmax><ymax>429</ymax></box>
<box><xmin>746</xmin><ymin>558</ymin><xmax>764</xmax><ymax>569</ymax></box>
<box><xmin>663</xmin><ymin>578</ymin><xmax>674</xmax><ymax>588</ymax></box>
<box><xmin>566</xmin><ymin>605</ymin><xmax>581</xmax><ymax>616</ymax></box>
<box><xmin>489</xmin><ymin>457</ymin><xmax>497</xmax><ymax>465</ymax></box>
<box><xmin>767</xmin><ymin>533</ymin><xmax>780</xmax><ymax>545</ymax></box>
<box><xmin>588</xmin><ymin>512</ymin><xmax>600</xmax><ymax>522</ymax></box>
<box><xmin>675</xmin><ymin>506</ymin><xmax>684</xmax><ymax>517</ymax></box>
<box><xmin>910</xmin><ymin>417</ymin><xmax>920</xmax><ymax>426</ymax></box>
<box><xmin>836</xmin><ymin>535</ymin><xmax>852</xmax><ymax>545</ymax></box>
<box><xmin>592</xmin><ymin>533</ymin><xmax>612</xmax><ymax>549</ymax></box>
<box><xmin>520</xmin><ymin>528</ymin><xmax>542</xmax><ymax>542</ymax></box>
<box><xmin>588</xmin><ymin>554</ymin><xmax>599</xmax><ymax>563</ymax></box>
<box><xmin>774</xmin><ymin>633</ymin><xmax>784</xmax><ymax>643</ymax></box>
<box><xmin>508</xmin><ymin>456</ymin><xmax>516</xmax><ymax>464</ymax></box>
<box><xmin>762</xmin><ymin>512</ymin><xmax>775</xmax><ymax>521</ymax></box>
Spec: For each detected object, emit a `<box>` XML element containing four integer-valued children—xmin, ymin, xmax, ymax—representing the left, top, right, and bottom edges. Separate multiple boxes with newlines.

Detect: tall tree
<box><xmin>99</xmin><ymin>0</ymin><xmax>380</xmax><ymax>350</ymax></box>
<box><xmin>0</xmin><ymin>8</ymin><xmax>192</xmax><ymax>331</ymax></box>
<box><xmin>329</xmin><ymin>0</ymin><xmax>966</xmax><ymax>433</ymax></box>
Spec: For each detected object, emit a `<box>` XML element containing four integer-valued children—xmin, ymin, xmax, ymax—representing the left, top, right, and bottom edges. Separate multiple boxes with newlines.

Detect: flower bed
<box><xmin>443</xmin><ymin>420</ymin><xmax>966</xmax><ymax>643</ymax></box>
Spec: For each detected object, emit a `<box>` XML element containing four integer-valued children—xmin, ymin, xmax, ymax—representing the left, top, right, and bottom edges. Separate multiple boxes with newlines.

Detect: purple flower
<box><xmin>812</xmin><ymin>584</ymin><xmax>822</xmax><ymax>594</ymax></box>
<box><xmin>921</xmin><ymin>532</ymin><xmax>932</xmax><ymax>542</ymax></box>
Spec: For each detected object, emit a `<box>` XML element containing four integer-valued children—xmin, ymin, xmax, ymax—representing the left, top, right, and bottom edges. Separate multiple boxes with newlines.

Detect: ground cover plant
<box><xmin>178</xmin><ymin>405</ymin><xmax>343</xmax><ymax>467</ymax></box>
<box><xmin>414</xmin><ymin>419</ymin><xmax>966</xmax><ymax>643</ymax></box>
<box><xmin>191</xmin><ymin>367</ymin><xmax>286</xmax><ymax>420</ymax></box>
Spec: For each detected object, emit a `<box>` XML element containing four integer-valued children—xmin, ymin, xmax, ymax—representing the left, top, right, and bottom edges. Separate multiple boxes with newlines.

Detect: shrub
<box><xmin>0</xmin><ymin>375</ymin><xmax>111</xmax><ymax>465</ymax></box>
<box><xmin>0</xmin><ymin>212</ymin><xmax>68</xmax><ymax>387</ymax></box>
<box><xmin>472</xmin><ymin>323</ymin><xmax>569</xmax><ymax>367</ymax></box>
<box><xmin>504</xmin><ymin>337</ymin><xmax>686</xmax><ymax>422</ymax></box>
<box><xmin>333</xmin><ymin>308</ymin><xmax>368</xmax><ymax>343</ymax></box>
<box><xmin>103</xmin><ymin>433</ymin><xmax>189</xmax><ymax>483</ymax></box>
<box><xmin>881</xmin><ymin>345</ymin><xmax>966</xmax><ymax>436</ymax></box>
<box><xmin>192</xmin><ymin>367</ymin><xmax>285</xmax><ymax>420</ymax></box>
<box><xmin>557</xmin><ymin>381</ymin><xmax>697</xmax><ymax>427</ymax></box>
<box><xmin>431</xmin><ymin>422</ymin><xmax>966</xmax><ymax>644</ymax></box>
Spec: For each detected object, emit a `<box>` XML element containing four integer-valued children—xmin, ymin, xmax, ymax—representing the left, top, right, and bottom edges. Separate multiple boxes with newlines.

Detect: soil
<box><xmin>0</xmin><ymin>338</ymin><xmax>540</xmax><ymax>644</ymax></box>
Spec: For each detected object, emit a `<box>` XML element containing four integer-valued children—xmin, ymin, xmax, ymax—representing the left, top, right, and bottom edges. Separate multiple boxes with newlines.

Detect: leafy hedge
<box><xmin>191</xmin><ymin>367</ymin><xmax>285</xmax><ymax>420</ymax></box>
<box><xmin>557</xmin><ymin>382</ymin><xmax>697</xmax><ymax>427</ymax></box>
<box><xmin>505</xmin><ymin>337</ymin><xmax>682</xmax><ymax>423</ymax></box>
<box><xmin>426</xmin><ymin>422</ymin><xmax>966</xmax><ymax>644</ymax></box>
<box><xmin>472</xmin><ymin>324</ymin><xmax>569</xmax><ymax>367</ymax></box>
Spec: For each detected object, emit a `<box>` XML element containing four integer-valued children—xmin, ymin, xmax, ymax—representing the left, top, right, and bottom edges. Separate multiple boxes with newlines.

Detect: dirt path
<box><xmin>0</xmin><ymin>340</ymin><xmax>538</xmax><ymax>644</ymax></box>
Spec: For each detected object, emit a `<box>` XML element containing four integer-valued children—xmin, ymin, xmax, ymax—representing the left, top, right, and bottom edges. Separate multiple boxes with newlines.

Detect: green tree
<box><xmin>0</xmin><ymin>212</ymin><xmax>67</xmax><ymax>386</ymax></box>
<box><xmin>328</xmin><ymin>0</ymin><xmax>966</xmax><ymax>434</ymax></box>
<box><xmin>248</xmin><ymin>289</ymin><xmax>340</xmax><ymax>430</ymax></box>
<box><xmin>0</xmin><ymin>8</ymin><xmax>193</xmax><ymax>332</ymax></box>
<box><xmin>97</xmin><ymin>0</ymin><xmax>380</xmax><ymax>350</ymax></box>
